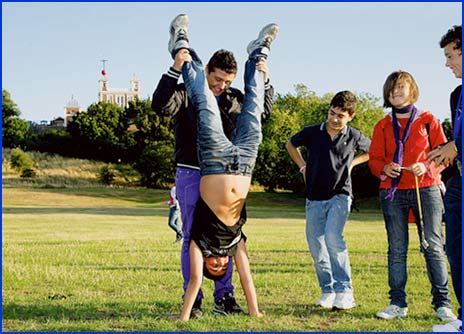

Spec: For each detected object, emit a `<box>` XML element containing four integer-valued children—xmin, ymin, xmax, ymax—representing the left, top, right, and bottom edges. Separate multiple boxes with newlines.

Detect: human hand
<box><xmin>172</xmin><ymin>49</ymin><xmax>192</xmax><ymax>71</ymax></box>
<box><xmin>383</xmin><ymin>162</ymin><xmax>401</xmax><ymax>178</ymax></box>
<box><xmin>406</xmin><ymin>162</ymin><xmax>427</xmax><ymax>176</ymax></box>
<box><xmin>256</xmin><ymin>58</ymin><xmax>269</xmax><ymax>83</ymax></box>
<box><xmin>426</xmin><ymin>142</ymin><xmax>457</xmax><ymax>167</ymax></box>
<box><xmin>250</xmin><ymin>310</ymin><xmax>265</xmax><ymax>318</ymax></box>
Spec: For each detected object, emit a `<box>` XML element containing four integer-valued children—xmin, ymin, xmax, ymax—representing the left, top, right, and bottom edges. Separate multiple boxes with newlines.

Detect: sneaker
<box><xmin>436</xmin><ymin>307</ymin><xmax>458</xmax><ymax>322</ymax></box>
<box><xmin>315</xmin><ymin>292</ymin><xmax>336</xmax><ymax>309</ymax></box>
<box><xmin>332</xmin><ymin>292</ymin><xmax>356</xmax><ymax>310</ymax></box>
<box><xmin>433</xmin><ymin>319</ymin><xmax>462</xmax><ymax>332</ymax></box>
<box><xmin>168</xmin><ymin>14</ymin><xmax>189</xmax><ymax>58</ymax></box>
<box><xmin>246</xmin><ymin>23</ymin><xmax>279</xmax><ymax>57</ymax></box>
<box><xmin>175</xmin><ymin>234</ymin><xmax>183</xmax><ymax>244</ymax></box>
<box><xmin>190</xmin><ymin>299</ymin><xmax>203</xmax><ymax>319</ymax></box>
<box><xmin>376</xmin><ymin>304</ymin><xmax>408</xmax><ymax>319</ymax></box>
<box><xmin>213</xmin><ymin>293</ymin><xmax>245</xmax><ymax>316</ymax></box>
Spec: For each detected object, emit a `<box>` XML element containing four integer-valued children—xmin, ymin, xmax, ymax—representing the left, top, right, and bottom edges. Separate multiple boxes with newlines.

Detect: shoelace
<box><xmin>176</xmin><ymin>29</ymin><xmax>187</xmax><ymax>41</ymax></box>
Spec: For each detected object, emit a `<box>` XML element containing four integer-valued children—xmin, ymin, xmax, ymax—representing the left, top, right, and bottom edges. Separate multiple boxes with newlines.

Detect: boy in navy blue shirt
<box><xmin>286</xmin><ymin>90</ymin><xmax>370</xmax><ymax>310</ymax></box>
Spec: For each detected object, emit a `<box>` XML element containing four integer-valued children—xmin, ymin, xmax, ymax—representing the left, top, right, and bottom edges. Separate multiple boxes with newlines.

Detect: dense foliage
<box><xmin>2</xmin><ymin>90</ymin><xmax>29</xmax><ymax>148</ymax></box>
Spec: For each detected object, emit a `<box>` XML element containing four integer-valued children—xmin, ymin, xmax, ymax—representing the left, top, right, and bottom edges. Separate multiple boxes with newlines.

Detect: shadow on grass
<box><xmin>3</xmin><ymin>205</ymin><xmax>309</xmax><ymax>221</ymax></box>
<box><xmin>2</xmin><ymin>300</ymin><xmax>177</xmax><ymax>322</ymax></box>
<box><xmin>3</xmin><ymin>206</ymin><xmax>168</xmax><ymax>217</ymax></box>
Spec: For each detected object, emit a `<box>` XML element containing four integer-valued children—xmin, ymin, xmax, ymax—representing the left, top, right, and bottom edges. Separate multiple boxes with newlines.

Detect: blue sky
<box><xmin>2</xmin><ymin>2</ymin><xmax>462</xmax><ymax>123</ymax></box>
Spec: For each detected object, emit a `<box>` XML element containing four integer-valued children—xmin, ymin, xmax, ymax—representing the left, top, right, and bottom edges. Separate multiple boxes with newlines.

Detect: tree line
<box><xmin>2</xmin><ymin>88</ymin><xmax>453</xmax><ymax>196</ymax></box>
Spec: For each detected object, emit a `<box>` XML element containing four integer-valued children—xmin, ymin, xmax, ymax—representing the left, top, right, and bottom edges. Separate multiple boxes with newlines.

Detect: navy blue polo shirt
<box><xmin>290</xmin><ymin>122</ymin><xmax>371</xmax><ymax>201</ymax></box>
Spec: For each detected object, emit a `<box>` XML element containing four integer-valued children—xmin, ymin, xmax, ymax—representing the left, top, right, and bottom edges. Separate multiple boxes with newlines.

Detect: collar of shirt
<box><xmin>319</xmin><ymin>122</ymin><xmax>348</xmax><ymax>136</ymax></box>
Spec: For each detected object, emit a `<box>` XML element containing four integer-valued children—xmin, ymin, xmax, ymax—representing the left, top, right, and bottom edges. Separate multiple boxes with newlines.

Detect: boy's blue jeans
<box><xmin>380</xmin><ymin>186</ymin><xmax>452</xmax><ymax>309</ymax></box>
<box><xmin>168</xmin><ymin>206</ymin><xmax>182</xmax><ymax>238</ymax></box>
<box><xmin>305</xmin><ymin>194</ymin><xmax>353</xmax><ymax>293</ymax></box>
<box><xmin>182</xmin><ymin>49</ymin><xmax>265</xmax><ymax>177</ymax></box>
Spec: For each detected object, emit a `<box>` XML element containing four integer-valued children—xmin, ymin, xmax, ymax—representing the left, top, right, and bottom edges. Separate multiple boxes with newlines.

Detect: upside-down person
<box><xmin>166</xmin><ymin>14</ymin><xmax>278</xmax><ymax>322</ymax></box>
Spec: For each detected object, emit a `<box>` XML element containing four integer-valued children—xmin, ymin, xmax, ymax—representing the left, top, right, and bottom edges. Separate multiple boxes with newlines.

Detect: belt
<box><xmin>177</xmin><ymin>163</ymin><xmax>200</xmax><ymax>171</ymax></box>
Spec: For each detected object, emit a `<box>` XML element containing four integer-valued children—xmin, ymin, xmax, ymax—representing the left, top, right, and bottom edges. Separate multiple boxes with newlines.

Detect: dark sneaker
<box><xmin>168</xmin><ymin>14</ymin><xmax>189</xmax><ymax>58</ymax></box>
<box><xmin>190</xmin><ymin>299</ymin><xmax>203</xmax><ymax>319</ymax></box>
<box><xmin>246</xmin><ymin>23</ymin><xmax>279</xmax><ymax>57</ymax></box>
<box><xmin>213</xmin><ymin>293</ymin><xmax>245</xmax><ymax>316</ymax></box>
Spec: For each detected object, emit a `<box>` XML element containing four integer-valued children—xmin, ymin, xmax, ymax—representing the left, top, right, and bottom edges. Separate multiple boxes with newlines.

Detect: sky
<box><xmin>2</xmin><ymin>2</ymin><xmax>462</xmax><ymax>123</ymax></box>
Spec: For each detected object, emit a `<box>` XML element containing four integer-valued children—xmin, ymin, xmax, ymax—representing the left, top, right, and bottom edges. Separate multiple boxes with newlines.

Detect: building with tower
<box><xmin>98</xmin><ymin>60</ymin><xmax>140</xmax><ymax>109</ymax></box>
<box><xmin>64</xmin><ymin>95</ymin><xmax>81</xmax><ymax>126</ymax></box>
<box><xmin>63</xmin><ymin>60</ymin><xmax>141</xmax><ymax>126</ymax></box>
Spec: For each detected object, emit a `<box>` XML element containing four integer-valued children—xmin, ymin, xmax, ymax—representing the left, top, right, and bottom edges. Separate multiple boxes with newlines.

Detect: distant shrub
<box><xmin>20</xmin><ymin>168</ymin><xmax>37</xmax><ymax>178</ymax></box>
<box><xmin>99</xmin><ymin>165</ymin><xmax>115</xmax><ymax>185</ymax></box>
<box><xmin>10</xmin><ymin>148</ymin><xmax>35</xmax><ymax>173</ymax></box>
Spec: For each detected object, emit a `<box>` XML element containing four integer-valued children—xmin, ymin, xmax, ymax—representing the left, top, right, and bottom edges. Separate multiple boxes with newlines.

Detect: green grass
<box><xmin>2</xmin><ymin>186</ymin><xmax>456</xmax><ymax>332</ymax></box>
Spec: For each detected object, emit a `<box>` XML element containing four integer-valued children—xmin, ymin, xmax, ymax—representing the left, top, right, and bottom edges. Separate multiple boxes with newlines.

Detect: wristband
<box><xmin>299</xmin><ymin>165</ymin><xmax>306</xmax><ymax>173</ymax></box>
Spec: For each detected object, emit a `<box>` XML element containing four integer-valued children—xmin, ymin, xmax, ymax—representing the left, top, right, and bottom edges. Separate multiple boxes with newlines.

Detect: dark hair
<box><xmin>382</xmin><ymin>70</ymin><xmax>419</xmax><ymax>108</ymax></box>
<box><xmin>330</xmin><ymin>91</ymin><xmax>357</xmax><ymax>116</ymax></box>
<box><xmin>206</xmin><ymin>49</ymin><xmax>237</xmax><ymax>75</ymax></box>
<box><xmin>203</xmin><ymin>262</ymin><xmax>226</xmax><ymax>281</ymax></box>
<box><xmin>440</xmin><ymin>25</ymin><xmax>462</xmax><ymax>50</ymax></box>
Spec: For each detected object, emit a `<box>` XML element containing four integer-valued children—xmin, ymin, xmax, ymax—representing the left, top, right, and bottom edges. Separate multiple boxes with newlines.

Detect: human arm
<box><xmin>179</xmin><ymin>242</ymin><xmax>204</xmax><ymax>322</ymax></box>
<box><xmin>427</xmin><ymin>87</ymin><xmax>462</xmax><ymax>166</ymax></box>
<box><xmin>427</xmin><ymin>141</ymin><xmax>459</xmax><ymax>167</ymax></box>
<box><xmin>151</xmin><ymin>50</ymin><xmax>191</xmax><ymax>116</ymax></box>
<box><xmin>234</xmin><ymin>240</ymin><xmax>263</xmax><ymax>317</ymax></box>
<box><xmin>286</xmin><ymin>140</ymin><xmax>307</xmax><ymax>182</ymax></box>
<box><xmin>350</xmin><ymin>152</ymin><xmax>369</xmax><ymax>173</ymax></box>
<box><xmin>256</xmin><ymin>58</ymin><xmax>274</xmax><ymax>123</ymax></box>
<box><xmin>350</xmin><ymin>131</ymin><xmax>371</xmax><ymax>173</ymax></box>
<box><xmin>368</xmin><ymin>120</ymin><xmax>402</xmax><ymax>179</ymax></box>
<box><xmin>425</xmin><ymin>111</ymin><xmax>456</xmax><ymax>167</ymax></box>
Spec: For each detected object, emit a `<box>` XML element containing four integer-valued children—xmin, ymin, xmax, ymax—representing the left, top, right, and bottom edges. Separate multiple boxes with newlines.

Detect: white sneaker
<box><xmin>376</xmin><ymin>304</ymin><xmax>408</xmax><ymax>319</ymax></box>
<box><xmin>246</xmin><ymin>23</ymin><xmax>279</xmax><ymax>57</ymax></box>
<box><xmin>436</xmin><ymin>307</ymin><xmax>458</xmax><ymax>322</ymax></box>
<box><xmin>315</xmin><ymin>293</ymin><xmax>336</xmax><ymax>309</ymax></box>
<box><xmin>433</xmin><ymin>319</ymin><xmax>462</xmax><ymax>332</ymax></box>
<box><xmin>168</xmin><ymin>14</ymin><xmax>189</xmax><ymax>57</ymax></box>
<box><xmin>332</xmin><ymin>292</ymin><xmax>356</xmax><ymax>310</ymax></box>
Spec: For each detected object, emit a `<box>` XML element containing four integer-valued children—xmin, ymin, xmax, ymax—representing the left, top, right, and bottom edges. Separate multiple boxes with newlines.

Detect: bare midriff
<box><xmin>200</xmin><ymin>174</ymin><xmax>251</xmax><ymax>226</ymax></box>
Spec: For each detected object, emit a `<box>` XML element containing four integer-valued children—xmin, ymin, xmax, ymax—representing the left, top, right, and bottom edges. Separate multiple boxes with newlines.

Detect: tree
<box><xmin>67</xmin><ymin>101</ymin><xmax>128</xmax><ymax>162</ymax></box>
<box><xmin>126</xmin><ymin>98</ymin><xmax>175</xmax><ymax>187</ymax></box>
<box><xmin>25</xmin><ymin>130</ymin><xmax>73</xmax><ymax>156</ymax></box>
<box><xmin>2</xmin><ymin>90</ymin><xmax>29</xmax><ymax>148</ymax></box>
<box><xmin>441</xmin><ymin>118</ymin><xmax>453</xmax><ymax>141</ymax></box>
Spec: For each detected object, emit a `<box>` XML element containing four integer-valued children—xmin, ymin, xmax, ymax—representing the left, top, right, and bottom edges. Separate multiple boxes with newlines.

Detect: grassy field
<box><xmin>2</xmin><ymin>186</ymin><xmax>457</xmax><ymax>332</ymax></box>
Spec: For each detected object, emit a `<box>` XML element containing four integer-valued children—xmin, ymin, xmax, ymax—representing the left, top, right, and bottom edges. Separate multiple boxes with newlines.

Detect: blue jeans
<box><xmin>168</xmin><ymin>206</ymin><xmax>182</xmax><ymax>238</ymax></box>
<box><xmin>182</xmin><ymin>49</ymin><xmax>265</xmax><ymax>177</ymax></box>
<box><xmin>380</xmin><ymin>186</ymin><xmax>451</xmax><ymax>309</ymax></box>
<box><xmin>305</xmin><ymin>194</ymin><xmax>353</xmax><ymax>293</ymax></box>
<box><xmin>176</xmin><ymin>166</ymin><xmax>234</xmax><ymax>303</ymax></box>
<box><xmin>444</xmin><ymin>173</ymin><xmax>462</xmax><ymax>319</ymax></box>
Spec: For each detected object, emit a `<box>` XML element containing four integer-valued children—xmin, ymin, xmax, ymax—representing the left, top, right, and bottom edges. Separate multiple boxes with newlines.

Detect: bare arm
<box><xmin>179</xmin><ymin>242</ymin><xmax>203</xmax><ymax>321</ymax></box>
<box><xmin>350</xmin><ymin>152</ymin><xmax>369</xmax><ymax>173</ymax></box>
<box><xmin>234</xmin><ymin>240</ymin><xmax>263</xmax><ymax>317</ymax></box>
<box><xmin>286</xmin><ymin>141</ymin><xmax>306</xmax><ymax>182</ymax></box>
